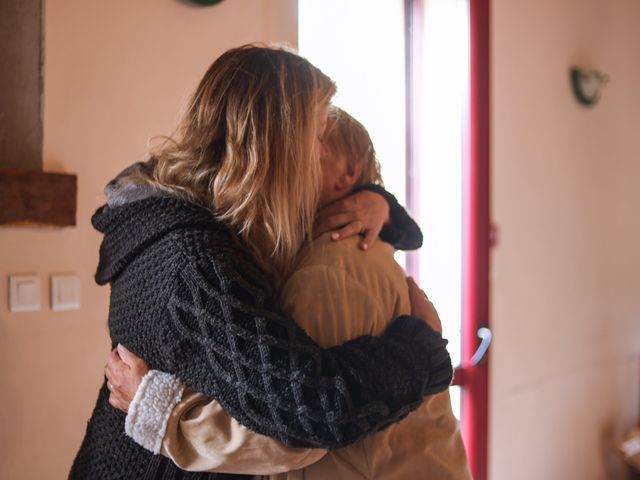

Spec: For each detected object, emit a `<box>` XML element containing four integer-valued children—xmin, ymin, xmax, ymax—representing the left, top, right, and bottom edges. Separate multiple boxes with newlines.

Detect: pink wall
<box><xmin>491</xmin><ymin>0</ymin><xmax>640</xmax><ymax>478</ymax></box>
<box><xmin>0</xmin><ymin>1</ymin><xmax>296</xmax><ymax>477</ymax></box>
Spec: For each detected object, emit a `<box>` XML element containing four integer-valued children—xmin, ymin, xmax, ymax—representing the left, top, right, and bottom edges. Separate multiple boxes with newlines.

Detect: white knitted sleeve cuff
<box><xmin>124</xmin><ymin>370</ymin><xmax>185</xmax><ymax>454</ymax></box>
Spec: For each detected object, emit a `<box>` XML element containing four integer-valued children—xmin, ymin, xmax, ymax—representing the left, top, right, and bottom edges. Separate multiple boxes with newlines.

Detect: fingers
<box><xmin>313</xmin><ymin>189</ymin><xmax>388</xmax><ymax>245</ymax></box>
<box><xmin>104</xmin><ymin>346</ymin><xmax>149</xmax><ymax>414</ymax></box>
<box><xmin>353</xmin><ymin>190</ymin><xmax>390</xmax><ymax>225</ymax></box>
<box><xmin>105</xmin><ymin>349</ymin><xmax>122</xmax><ymax>380</ymax></box>
<box><xmin>314</xmin><ymin>203</ymin><xmax>344</xmax><ymax>230</ymax></box>
<box><xmin>104</xmin><ymin>348</ymin><xmax>128</xmax><ymax>386</ymax></box>
<box><xmin>108</xmin><ymin>390</ymin><xmax>129</xmax><ymax>413</ymax></box>
<box><xmin>106</xmin><ymin>347</ymin><xmax>122</xmax><ymax>366</ymax></box>
<box><xmin>106</xmin><ymin>344</ymin><xmax>149</xmax><ymax>380</ymax></box>
<box><xmin>328</xmin><ymin>221</ymin><xmax>364</xmax><ymax>242</ymax></box>
<box><xmin>359</xmin><ymin>227</ymin><xmax>380</xmax><ymax>251</ymax></box>
<box><xmin>116</xmin><ymin>344</ymin><xmax>134</xmax><ymax>364</ymax></box>
<box><xmin>116</xmin><ymin>344</ymin><xmax>142</xmax><ymax>368</ymax></box>
<box><xmin>317</xmin><ymin>196</ymin><xmax>358</xmax><ymax>221</ymax></box>
<box><xmin>314</xmin><ymin>195</ymin><xmax>362</xmax><ymax>238</ymax></box>
<box><xmin>105</xmin><ymin>372</ymin><xmax>133</xmax><ymax>413</ymax></box>
<box><xmin>106</xmin><ymin>380</ymin><xmax>127</xmax><ymax>412</ymax></box>
<box><xmin>314</xmin><ymin>213</ymin><xmax>357</xmax><ymax>238</ymax></box>
<box><xmin>105</xmin><ymin>365</ymin><xmax>121</xmax><ymax>387</ymax></box>
<box><xmin>118</xmin><ymin>344</ymin><xmax>150</xmax><ymax>378</ymax></box>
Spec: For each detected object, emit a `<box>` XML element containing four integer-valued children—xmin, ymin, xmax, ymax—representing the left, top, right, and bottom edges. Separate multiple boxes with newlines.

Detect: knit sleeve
<box><xmin>353</xmin><ymin>184</ymin><xmax>423</xmax><ymax>251</ymax></box>
<box><xmin>155</xmin><ymin>242</ymin><xmax>452</xmax><ymax>450</ymax></box>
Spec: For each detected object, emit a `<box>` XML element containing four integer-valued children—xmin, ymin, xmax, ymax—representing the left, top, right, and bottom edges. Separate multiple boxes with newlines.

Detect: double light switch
<box><xmin>8</xmin><ymin>274</ymin><xmax>81</xmax><ymax>312</ymax></box>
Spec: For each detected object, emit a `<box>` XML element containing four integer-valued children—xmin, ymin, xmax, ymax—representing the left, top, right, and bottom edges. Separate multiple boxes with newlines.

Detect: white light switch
<box><xmin>51</xmin><ymin>275</ymin><xmax>81</xmax><ymax>311</ymax></box>
<box><xmin>9</xmin><ymin>275</ymin><xmax>41</xmax><ymax>312</ymax></box>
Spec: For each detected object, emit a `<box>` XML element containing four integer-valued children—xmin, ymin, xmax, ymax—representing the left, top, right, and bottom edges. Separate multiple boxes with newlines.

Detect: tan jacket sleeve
<box><xmin>160</xmin><ymin>388</ymin><xmax>327</xmax><ymax>474</ymax></box>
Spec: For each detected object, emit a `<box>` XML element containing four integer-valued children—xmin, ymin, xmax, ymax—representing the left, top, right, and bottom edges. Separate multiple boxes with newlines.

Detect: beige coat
<box><xmin>160</xmin><ymin>235</ymin><xmax>471</xmax><ymax>479</ymax></box>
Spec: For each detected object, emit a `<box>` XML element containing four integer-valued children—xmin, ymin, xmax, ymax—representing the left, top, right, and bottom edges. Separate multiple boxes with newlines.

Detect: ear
<box><xmin>335</xmin><ymin>160</ymin><xmax>363</xmax><ymax>190</ymax></box>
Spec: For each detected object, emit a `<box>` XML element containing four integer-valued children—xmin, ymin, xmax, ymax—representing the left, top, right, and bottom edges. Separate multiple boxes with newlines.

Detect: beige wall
<box><xmin>0</xmin><ymin>0</ymin><xmax>296</xmax><ymax>477</ymax></box>
<box><xmin>2</xmin><ymin>1</ymin><xmax>639</xmax><ymax>479</ymax></box>
<box><xmin>491</xmin><ymin>0</ymin><xmax>640</xmax><ymax>479</ymax></box>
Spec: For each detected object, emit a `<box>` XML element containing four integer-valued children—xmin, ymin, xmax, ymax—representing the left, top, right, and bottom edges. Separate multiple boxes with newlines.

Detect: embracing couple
<box><xmin>69</xmin><ymin>45</ymin><xmax>471</xmax><ymax>480</ymax></box>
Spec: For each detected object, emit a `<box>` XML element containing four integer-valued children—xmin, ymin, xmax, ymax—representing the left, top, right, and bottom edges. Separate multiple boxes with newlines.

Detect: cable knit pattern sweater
<box><xmin>69</xmin><ymin>196</ymin><xmax>452</xmax><ymax>479</ymax></box>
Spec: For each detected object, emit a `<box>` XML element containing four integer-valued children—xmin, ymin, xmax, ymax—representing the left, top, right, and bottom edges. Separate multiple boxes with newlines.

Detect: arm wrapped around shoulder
<box><xmin>330</xmin><ymin>315</ymin><xmax>452</xmax><ymax>415</ymax></box>
<box><xmin>327</xmin><ymin>315</ymin><xmax>453</xmax><ymax>434</ymax></box>
<box><xmin>380</xmin><ymin>315</ymin><xmax>453</xmax><ymax>397</ymax></box>
<box><xmin>155</xmin><ymin>244</ymin><xmax>452</xmax><ymax>450</ymax></box>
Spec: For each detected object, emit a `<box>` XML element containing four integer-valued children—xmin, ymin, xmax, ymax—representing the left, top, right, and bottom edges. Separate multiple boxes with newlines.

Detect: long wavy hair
<box><xmin>138</xmin><ymin>45</ymin><xmax>335</xmax><ymax>280</ymax></box>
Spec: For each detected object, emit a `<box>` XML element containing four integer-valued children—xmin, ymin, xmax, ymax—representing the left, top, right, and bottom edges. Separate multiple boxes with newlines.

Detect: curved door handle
<box><xmin>470</xmin><ymin>327</ymin><xmax>492</xmax><ymax>366</ymax></box>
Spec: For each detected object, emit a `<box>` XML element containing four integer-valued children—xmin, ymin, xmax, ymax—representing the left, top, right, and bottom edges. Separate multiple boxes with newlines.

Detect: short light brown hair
<box><xmin>323</xmin><ymin>107</ymin><xmax>383</xmax><ymax>186</ymax></box>
<box><xmin>137</xmin><ymin>45</ymin><xmax>336</xmax><ymax>280</ymax></box>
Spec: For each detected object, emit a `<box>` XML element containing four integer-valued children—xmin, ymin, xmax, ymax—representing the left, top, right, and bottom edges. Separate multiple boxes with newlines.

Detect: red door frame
<box><xmin>458</xmin><ymin>1</ymin><xmax>491</xmax><ymax>479</ymax></box>
<box><xmin>405</xmin><ymin>1</ymin><xmax>491</xmax><ymax>479</ymax></box>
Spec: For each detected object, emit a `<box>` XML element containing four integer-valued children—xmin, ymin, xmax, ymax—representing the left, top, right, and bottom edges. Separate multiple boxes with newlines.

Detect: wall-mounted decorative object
<box><xmin>0</xmin><ymin>170</ymin><xmax>77</xmax><ymax>226</ymax></box>
<box><xmin>570</xmin><ymin>67</ymin><xmax>609</xmax><ymax>107</ymax></box>
<box><xmin>181</xmin><ymin>0</ymin><xmax>224</xmax><ymax>6</ymax></box>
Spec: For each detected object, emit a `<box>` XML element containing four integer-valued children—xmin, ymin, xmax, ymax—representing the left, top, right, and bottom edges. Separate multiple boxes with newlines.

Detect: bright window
<box><xmin>299</xmin><ymin>0</ymin><xmax>408</xmax><ymax>267</ymax></box>
<box><xmin>299</xmin><ymin>0</ymin><xmax>467</xmax><ymax>417</ymax></box>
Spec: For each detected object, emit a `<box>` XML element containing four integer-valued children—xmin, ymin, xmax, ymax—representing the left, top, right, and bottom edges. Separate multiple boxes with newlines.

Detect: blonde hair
<box><xmin>323</xmin><ymin>107</ymin><xmax>383</xmax><ymax>186</ymax></box>
<box><xmin>139</xmin><ymin>45</ymin><xmax>335</xmax><ymax>280</ymax></box>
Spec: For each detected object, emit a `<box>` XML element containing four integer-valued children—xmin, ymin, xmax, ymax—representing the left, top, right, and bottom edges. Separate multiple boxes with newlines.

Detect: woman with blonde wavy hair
<box><xmin>70</xmin><ymin>45</ymin><xmax>452</xmax><ymax>480</ymax></box>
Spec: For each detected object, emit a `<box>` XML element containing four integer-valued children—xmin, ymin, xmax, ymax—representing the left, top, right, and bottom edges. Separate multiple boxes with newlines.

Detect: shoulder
<box><xmin>298</xmin><ymin>234</ymin><xmax>404</xmax><ymax>286</ymax></box>
<box><xmin>290</xmin><ymin>235</ymin><xmax>409</xmax><ymax>309</ymax></box>
<box><xmin>167</xmin><ymin>222</ymin><xmax>274</xmax><ymax>310</ymax></box>
<box><xmin>281</xmin><ymin>236</ymin><xmax>409</xmax><ymax>339</ymax></box>
<box><xmin>172</xmin><ymin>221</ymin><xmax>264</xmax><ymax>277</ymax></box>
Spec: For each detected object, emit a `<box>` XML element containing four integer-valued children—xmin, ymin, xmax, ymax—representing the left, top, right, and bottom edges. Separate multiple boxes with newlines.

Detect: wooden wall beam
<box><xmin>0</xmin><ymin>170</ymin><xmax>77</xmax><ymax>227</ymax></box>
